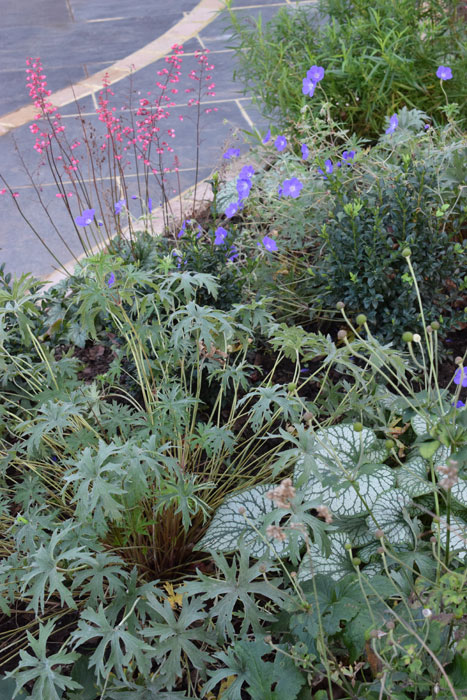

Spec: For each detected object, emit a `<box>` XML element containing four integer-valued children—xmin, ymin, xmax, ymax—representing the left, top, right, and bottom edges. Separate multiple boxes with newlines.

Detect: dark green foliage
<box><xmin>316</xmin><ymin>157</ymin><xmax>466</xmax><ymax>341</ymax></box>
<box><xmin>226</xmin><ymin>0</ymin><xmax>467</xmax><ymax>137</ymax></box>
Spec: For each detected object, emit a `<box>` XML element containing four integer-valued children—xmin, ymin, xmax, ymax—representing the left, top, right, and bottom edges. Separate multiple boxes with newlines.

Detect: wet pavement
<box><xmin>0</xmin><ymin>0</ymin><xmax>315</xmax><ymax>282</ymax></box>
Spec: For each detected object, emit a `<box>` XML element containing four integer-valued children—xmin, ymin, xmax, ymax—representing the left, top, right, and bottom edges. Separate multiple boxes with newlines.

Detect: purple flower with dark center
<box><xmin>107</xmin><ymin>272</ymin><xmax>115</xmax><ymax>288</ymax></box>
<box><xmin>307</xmin><ymin>65</ymin><xmax>325</xmax><ymax>83</ymax></box>
<box><xmin>262</xmin><ymin>129</ymin><xmax>271</xmax><ymax>144</ymax></box>
<box><xmin>386</xmin><ymin>113</ymin><xmax>399</xmax><ymax>135</ymax></box>
<box><xmin>148</xmin><ymin>197</ymin><xmax>153</xmax><ymax>212</ymax></box>
<box><xmin>237</xmin><ymin>177</ymin><xmax>252</xmax><ymax>200</ymax></box>
<box><xmin>436</xmin><ymin>65</ymin><xmax>452</xmax><ymax>81</ymax></box>
<box><xmin>454</xmin><ymin>400</ymin><xmax>465</xmax><ymax>408</ymax></box>
<box><xmin>282</xmin><ymin>177</ymin><xmax>304</xmax><ymax>198</ymax></box>
<box><xmin>239</xmin><ymin>165</ymin><xmax>255</xmax><ymax>179</ymax></box>
<box><xmin>454</xmin><ymin>366</ymin><xmax>467</xmax><ymax>387</ymax></box>
<box><xmin>274</xmin><ymin>135</ymin><xmax>287</xmax><ymax>152</ymax></box>
<box><xmin>302</xmin><ymin>78</ymin><xmax>316</xmax><ymax>97</ymax></box>
<box><xmin>225</xmin><ymin>201</ymin><xmax>240</xmax><ymax>219</ymax></box>
<box><xmin>227</xmin><ymin>245</ymin><xmax>238</xmax><ymax>262</ymax></box>
<box><xmin>75</xmin><ymin>208</ymin><xmax>95</xmax><ymax>226</ymax></box>
<box><xmin>115</xmin><ymin>199</ymin><xmax>125</xmax><ymax>215</ymax></box>
<box><xmin>262</xmin><ymin>235</ymin><xmax>278</xmax><ymax>252</ymax></box>
<box><xmin>301</xmin><ymin>143</ymin><xmax>309</xmax><ymax>160</ymax></box>
<box><xmin>223</xmin><ymin>148</ymin><xmax>240</xmax><ymax>159</ymax></box>
<box><xmin>214</xmin><ymin>226</ymin><xmax>228</xmax><ymax>245</ymax></box>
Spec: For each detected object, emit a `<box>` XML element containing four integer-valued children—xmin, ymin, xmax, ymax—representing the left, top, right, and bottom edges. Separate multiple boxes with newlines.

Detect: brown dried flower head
<box><xmin>316</xmin><ymin>505</ymin><xmax>333</xmax><ymax>523</ymax></box>
<box><xmin>266</xmin><ymin>525</ymin><xmax>287</xmax><ymax>542</ymax></box>
<box><xmin>266</xmin><ymin>478</ymin><xmax>296</xmax><ymax>509</ymax></box>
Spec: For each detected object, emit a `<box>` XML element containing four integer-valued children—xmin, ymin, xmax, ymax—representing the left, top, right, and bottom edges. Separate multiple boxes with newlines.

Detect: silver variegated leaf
<box><xmin>294</xmin><ymin>425</ymin><xmax>388</xmax><ymax>482</ymax></box>
<box><xmin>451</xmin><ymin>480</ymin><xmax>467</xmax><ymax>508</ymax></box>
<box><xmin>397</xmin><ymin>456</ymin><xmax>433</xmax><ymax>497</ymax></box>
<box><xmin>194</xmin><ymin>484</ymin><xmax>288</xmax><ymax>558</ymax></box>
<box><xmin>358</xmin><ymin>541</ymin><xmax>381</xmax><ymax>563</ymax></box>
<box><xmin>362</xmin><ymin>562</ymin><xmax>382</xmax><ymax>578</ymax></box>
<box><xmin>438</xmin><ymin>516</ymin><xmax>467</xmax><ymax>561</ymax></box>
<box><xmin>411</xmin><ymin>415</ymin><xmax>429</xmax><ymax>436</ymax></box>
<box><xmin>297</xmin><ymin>532</ymin><xmax>354</xmax><ymax>582</ymax></box>
<box><xmin>301</xmin><ymin>466</ymin><xmax>395</xmax><ymax>518</ymax></box>
<box><xmin>368</xmin><ymin>489</ymin><xmax>414</xmax><ymax>545</ymax></box>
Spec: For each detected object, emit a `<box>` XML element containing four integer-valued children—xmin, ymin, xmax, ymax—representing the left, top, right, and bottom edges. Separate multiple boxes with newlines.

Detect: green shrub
<box><xmin>226</xmin><ymin>0</ymin><xmax>467</xmax><ymax>137</ymax></box>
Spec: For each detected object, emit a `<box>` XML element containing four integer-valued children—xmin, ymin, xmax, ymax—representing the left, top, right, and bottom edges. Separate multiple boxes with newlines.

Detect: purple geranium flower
<box><xmin>302</xmin><ymin>78</ymin><xmax>316</xmax><ymax>97</ymax></box>
<box><xmin>301</xmin><ymin>143</ymin><xmax>309</xmax><ymax>160</ymax></box>
<box><xmin>214</xmin><ymin>226</ymin><xmax>229</xmax><ymax>245</ymax></box>
<box><xmin>237</xmin><ymin>178</ymin><xmax>252</xmax><ymax>200</ymax></box>
<box><xmin>148</xmin><ymin>197</ymin><xmax>153</xmax><ymax>212</ymax></box>
<box><xmin>239</xmin><ymin>165</ymin><xmax>255</xmax><ymax>179</ymax></box>
<box><xmin>282</xmin><ymin>177</ymin><xmax>304</xmax><ymax>198</ymax></box>
<box><xmin>262</xmin><ymin>129</ymin><xmax>271</xmax><ymax>144</ymax></box>
<box><xmin>262</xmin><ymin>235</ymin><xmax>278</xmax><ymax>252</ymax></box>
<box><xmin>436</xmin><ymin>65</ymin><xmax>452</xmax><ymax>81</ymax></box>
<box><xmin>223</xmin><ymin>148</ymin><xmax>240</xmax><ymax>159</ymax></box>
<box><xmin>342</xmin><ymin>150</ymin><xmax>356</xmax><ymax>162</ymax></box>
<box><xmin>75</xmin><ymin>208</ymin><xmax>95</xmax><ymax>226</ymax></box>
<box><xmin>274</xmin><ymin>135</ymin><xmax>287</xmax><ymax>152</ymax></box>
<box><xmin>115</xmin><ymin>199</ymin><xmax>125</xmax><ymax>215</ymax></box>
<box><xmin>386</xmin><ymin>113</ymin><xmax>399</xmax><ymax>135</ymax></box>
<box><xmin>107</xmin><ymin>272</ymin><xmax>115</xmax><ymax>288</ymax></box>
<box><xmin>225</xmin><ymin>201</ymin><xmax>240</xmax><ymax>219</ymax></box>
<box><xmin>454</xmin><ymin>366</ymin><xmax>467</xmax><ymax>387</ymax></box>
<box><xmin>454</xmin><ymin>400</ymin><xmax>465</xmax><ymax>409</ymax></box>
<box><xmin>307</xmin><ymin>65</ymin><xmax>325</xmax><ymax>83</ymax></box>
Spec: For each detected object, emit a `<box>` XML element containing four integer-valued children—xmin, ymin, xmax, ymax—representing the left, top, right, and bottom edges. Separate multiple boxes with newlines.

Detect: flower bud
<box><xmin>402</xmin><ymin>331</ymin><xmax>413</xmax><ymax>343</ymax></box>
<box><xmin>336</xmin><ymin>301</ymin><xmax>345</xmax><ymax>310</ymax></box>
<box><xmin>288</xmin><ymin>382</ymin><xmax>297</xmax><ymax>393</ymax></box>
<box><xmin>401</xmin><ymin>247</ymin><xmax>411</xmax><ymax>257</ymax></box>
<box><xmin>412</xmin><ymin>333</ymin><xmax>421</xmax><ymax>343</ymax></box>
<box><xmin>385</xmin><ymin>439</ymin><xmax>395</xmax><ymax>450</ymax></box>
<box><xmin>455</xmin><ymin>356</ymin><xmax>463</xmax><ymax>365</ymax></box>
<box><xmin>344</xmin><ymin>542</ymin><xmax>352</xmax><ymax>551</ymax></box>
<box><xmin>353</xmin><ymin>422</ymin><xmax>363</xmax><ymax>432</ymax></box>
<box><xmin>431</xmin><ymin>321</ymin><xmax>440</xmax><ymax>330</ymax></box>
<box><xmin>337</xmin><ymin>329</ymin><xmax>347</xmax><ymax>340</ymax></box>
<box><xmin>375</xmin><ymin>529</ymin><xmax>385</xmax><ymax>539</ymax></box>
<box><xmin>356</xmin><ymin>313</ymin><xmax>367</xmax><ymax>325</ymax></box>
<box><xmin>352</xmin><ymin>557</ymin><xmax>361</xmax><ymax>566</ymax></box>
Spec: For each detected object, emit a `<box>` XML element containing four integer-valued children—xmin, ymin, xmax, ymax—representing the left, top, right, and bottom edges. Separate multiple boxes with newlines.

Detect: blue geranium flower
<box><xmin>436</xmin><ymin>65</ymin><xmax>452</xmax><ymax>81</ymax></box>
<box><xmin>107</xmin><ymin>272</ymin><xmax>115</xmax><ymax>288</ymax></box>
<box><xmin>237</xmin><ymin>178</ymin><xmax>252</xmax><ymax>200</ymax></box>
<box><xmin>225</xmin><ymin>201</ymin><xmax>241</xmax><ymax>219</ymax></box>
<box><xmin>223</xmin><ymin>148</ymin><xmax>240</xmax><ymax>159</ymax></box>
<box><xmin>214</xmin><ymin>226</ymin><xmax>229</xmax><ymax>245</ymax></box>
<box><xmin>262</xmin><ymin>235</ymin><xmax>278</xmax><ymax>252</ymax></box>
<box><xmin>115</xmin><ymin>199</ymin><xmax>125</xmax><ymax>215</ymax></box>
<box><xmin>281</xmin><ymin>177</ymin><xmax>303</xmax><ymax>198</ymax></box>
<box><xmin>75</xmin><ymin>208</ymin><xmax>95</xmax><ymax>226</ymax></box>
<box><xmin>239</xmin><ymin>165</ymin><xmax>255</xmax><ymax>179</ymax></box>
<box><xmin>301</xmin><ymin>143</ymin><xmax>309</xmax><ymax>160</ymax></box>
<box><xmin>307</xmin><ymin>65</ymin><xmax>325</xmax><ymax>83</ymax></box>
<box><xmin>385</xmin><ymin>114</ymin><xmax>398</xmax><ymax>135</ymax></box>
<box><xmin>302</xmin><ymin>77</ymin><xmax>316</xmax><ymax>97</ymax></box>
<box><xmin>148</xmin><ymin>197</ymin><xmax>153</xmax><ymax>212</ymax></box>
<box><xmin>262</xmin><ymin>129</ymin><xmax>271</xmax><ymax>144</ymax></box>
<box><xmin>454</xmin><ymin>366</ymin><xmax>467</xmax><ymax>387</ymax></box>
<box><xmin>274</xmin><ymin>135</ymin><xmax>287</xmax><ymax>152</ymax></box>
